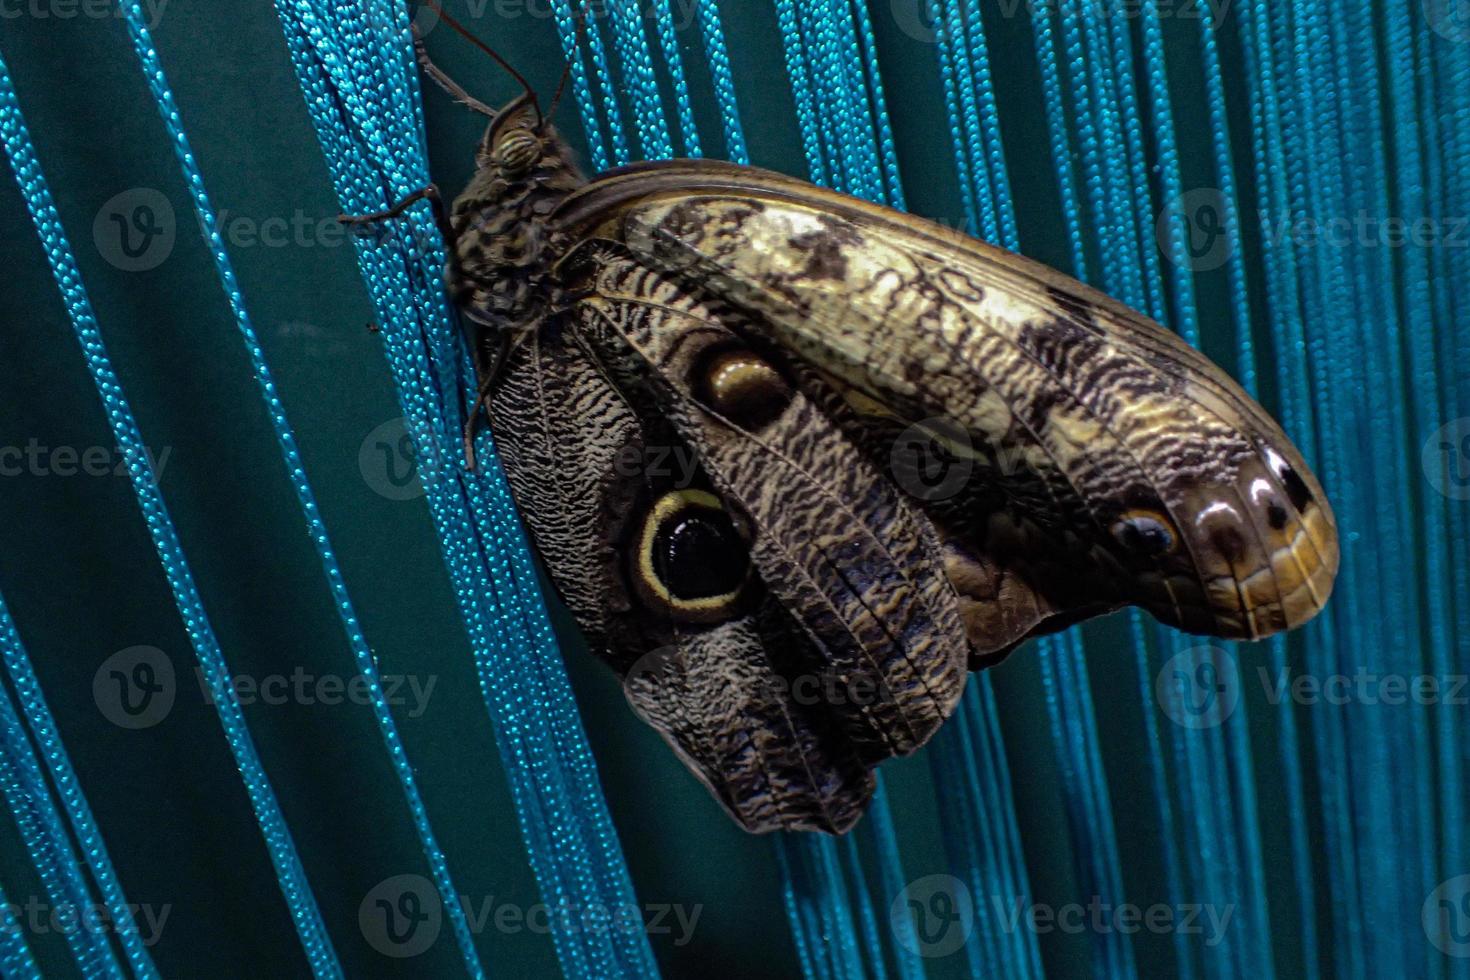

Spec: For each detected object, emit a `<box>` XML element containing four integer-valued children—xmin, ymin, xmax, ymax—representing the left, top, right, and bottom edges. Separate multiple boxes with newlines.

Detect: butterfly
<box><xmin>344</xmin><ymin>18</ymin><xmax>1338</xmax><ymax>834</ymax></box>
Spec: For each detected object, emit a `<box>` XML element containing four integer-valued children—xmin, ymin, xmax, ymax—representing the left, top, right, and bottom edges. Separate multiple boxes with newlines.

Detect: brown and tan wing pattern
<box><xmin>555</xmin><ymin>242</ymin><xmax>971</xmax><ymax>762</ymax></box>
<box><xmin>488</xmin><ymin>314</ymin><xmax>877</xmax><ymax>833</ymax></box>
<box><xmin>553</xmin><ymin>161</ymin><xmax>1339</xmax><ymax>647</ymax></box>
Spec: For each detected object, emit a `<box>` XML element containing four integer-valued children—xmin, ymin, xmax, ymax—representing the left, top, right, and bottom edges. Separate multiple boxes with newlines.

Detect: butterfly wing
<box><xmin>489</xmin><ymin>316</ymin><xmax>880</xmax><ymax>833</ymax></box>
<box><xmin>553</xmin><ymin>161</ymin><xmax>1339</xmax><ymax>648</ymax></box>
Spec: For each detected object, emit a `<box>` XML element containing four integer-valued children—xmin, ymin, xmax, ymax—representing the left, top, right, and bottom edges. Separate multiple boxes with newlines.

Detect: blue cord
<box><xmin>112</xmin><ymin>2</ymin><xmax>486</xmax><ymax>973</ymax></box>
<box><xmin>272</xmin><ymin>2</ymin><xmax>658</xmax><ymax>974</ymax></box>
<box><xmin>0</xmin><ymin>42</ymin><xmax>342</xmax><ymax>980</ymax></box>
<box><xmin>650</xmin><ymin>0</ymin><xmax>702</xmax><ymax>157</ymax></box>
<box><xmin>0</xmin><ymin>876</ymin><xmax>41</xmax><ymax>980</ymax></box>
<box><xmin>0</xmin><ymin>592</ymin><xmax>159</xmax><ymax>979</ymax></box>
<box><xmin>0</xmin><ymin>673</ymin><xmax>120</xmax><ymax>977</ymax></box>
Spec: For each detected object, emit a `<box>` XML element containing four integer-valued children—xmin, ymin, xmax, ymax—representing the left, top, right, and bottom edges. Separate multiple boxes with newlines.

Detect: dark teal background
<box><xmin>0</xmin><ymin>4</ymin><xmax>1305</xmax><ymax>978</ymax></box>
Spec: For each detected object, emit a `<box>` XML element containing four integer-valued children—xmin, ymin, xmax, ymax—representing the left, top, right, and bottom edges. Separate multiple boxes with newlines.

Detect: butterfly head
<box><xmin>477</xmin><ymin>92</ymin><xmax>557</xmax><ymax>176</ymax></box>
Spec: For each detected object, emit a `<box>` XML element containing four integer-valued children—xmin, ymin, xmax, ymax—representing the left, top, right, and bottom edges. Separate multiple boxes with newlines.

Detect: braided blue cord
<box><xmin>1335</xmin><ymin>14</ymin><xmax>1439</xmax><ymax>960</ymax></box>
<box><xmin>852</xmin><ymin>0</ymin><xmax>904</xmax><ymax>209</ymax></box>
<box><xmin>841</xmin><ymin>836</ymin><xmax>889</xmax><ymax>980</ymax></box>
<box><xmin>773</xmin><ymin>836</ymin><xmax>826</xmax><ymax>980</ymax></box>
<box><xmin>934</xmin><ymin>1</ymin><xmax>992</xmax><ymax>241</ymax></box>
<box><xmin>1098</xmin><ymin>11</ymin><xmax>1167</xmax><ymax>329</ymax></box>
<box><xmin>771</xmin><ymin>0</ymin><xmax>828</xmax><ymax>185</ymax></box>
<box><xmin>1186</xmin><ymin>15</ymin><xmax>1280</xmax><ymax>979</ymax></box>
<box><xmin>112</xmin><ymin>4</ymin><xmax>487</xmax><ymax>974</ymax></box>
<box><xmin>866</xmin><ymin>777</ymin><xmax>925</xmax><ymax>980</ymax></box>
<box><xmin>1385</xmin><ymin>10</ymin><xmax>1468</xmax><ymax>976</ymax></box>
<box><xmin>1258</xmin><ymin>7</ymin><xmax>1364</xmax><ymax>972</ymax></box>
<box><xmin>0</xmin><ymin>877</ymin><xmax>40</xmax><ymax>980</ymax></box>
<box><xmin>1418</xmin><ymin>22</ymin><xmax>1470</xmax><ymax>979</ymax></box>
<box><xmin>0</xmin><ymin>43</ymin><xmax>341</xmax><ymax>979</ymax></box>
<box><xmin>692</xmin><ymin>0</ymin><xmax>747</xmax><ymax>163</ymax></box>
<box><xmin>802</xmin><ymin>5</ymin><xmax>848</xmax><ymax>192</ymax></box>
<box><xmin>581</xmin><ymin>7</ymin><xmax>633</xmax><ymax>166</ymax></box>
<box><xmin>1322</xmin><ymin>4</ymin><xmax>1428</xmax><ymax>973</ymax></box>
<box><xmin>0</xmin><ymin>594</ymin><xmax>159</xmax><ymax>979</ymax></box>
<box><xmin>273</xmin><ymin>3</ymin><xmax>657</xmax><ymax>974</ymax></box>
<box><xmin>1022</xmin><ymin>10</ymin><xmax>1149</xmax><ymax>979</ymax></box>
<box><xmin>832</xmin><ymin>5</ymin><xmax>886</xmax><ymax>206</ymax></box>
<box><xmin>931</xmin><ymin>709</ymin><xmax>1003</xmax><ymax>977</ymax></box>
<box><xmin>606</xmin><ymin>0</ymin><xmax>671</xmax><ymax>158</ymax></box>
<box><xmin>963</xmin><ymin>683</ymin><xmax>1042</xmax><ymax>979</ymax></box>
<box><xmin>549</xmin><ymin>0</ymin><xmax>607</xmax><ymax>172</ymax></box>
<box><xmin>0</xmin><ymin>676</ymin><xmax>119</xmax><ymax>977</ymax></box>
<box><xmin>1029</xmin><ymin>6</ymin><xmax>1087</xmax><ymax>278</ymax></box>
<box><xmin>929</xmin><ymin>0</ymin><xmax>978</xmax><ymax>236</ymax></box>
<box><xmin>649</xmin><ymin>0</ymin><xmax>702</xmax><ymax>156</ymax></box>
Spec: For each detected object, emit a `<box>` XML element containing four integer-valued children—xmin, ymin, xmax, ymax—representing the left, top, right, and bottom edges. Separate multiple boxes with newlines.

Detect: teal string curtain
<box><xmin>0</xmin><ymin>1</ymin><xmax>1466</xmax><ymax>977</ymax></box>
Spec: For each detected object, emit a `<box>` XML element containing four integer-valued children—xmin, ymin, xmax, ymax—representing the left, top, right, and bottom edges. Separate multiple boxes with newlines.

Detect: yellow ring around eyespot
<box><xmin>636</xmin><ymin>489</ymin><xmax>746</xmax><ymax>614</ymax></box>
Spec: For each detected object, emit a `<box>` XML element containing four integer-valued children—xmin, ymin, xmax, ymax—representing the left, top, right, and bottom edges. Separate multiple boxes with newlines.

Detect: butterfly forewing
<box><xmin>552</xmin><ymin>162</ymin><xmax>1339</xmax><ymax>646</ymax></box>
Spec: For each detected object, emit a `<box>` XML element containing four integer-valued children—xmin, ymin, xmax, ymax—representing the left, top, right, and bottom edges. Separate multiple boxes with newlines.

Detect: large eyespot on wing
<box><xmin>562</xmin><ymin>243</ymin><xmax>971</xmax><ymax>762</ymax></box>
<box><xmin>630</xmin><ymin>488</ymin><xmax>752</xmax><ymax>623</ymax></box>
<box><xmin>553</xmin><ymin>162</ymin><xmax>1338</xmax><ymax>643</ymax></box>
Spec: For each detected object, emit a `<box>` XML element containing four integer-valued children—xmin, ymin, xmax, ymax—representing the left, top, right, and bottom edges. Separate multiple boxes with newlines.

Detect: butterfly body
<box><xmin>438</xmin><ymin>94</ymin><xmax>1338</xmax><ymax>834</ymax></box>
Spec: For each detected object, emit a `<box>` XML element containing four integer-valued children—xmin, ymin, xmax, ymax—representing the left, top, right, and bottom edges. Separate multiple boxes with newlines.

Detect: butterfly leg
<box><xmin>413</xmin><ymin>23</ymin><xmax>496</xmax><ymax>118</ymax></box>
<box><xmin>337</xmin><ymin>184</ymin><xmax>457</xmax><ymax>254</ymax></box>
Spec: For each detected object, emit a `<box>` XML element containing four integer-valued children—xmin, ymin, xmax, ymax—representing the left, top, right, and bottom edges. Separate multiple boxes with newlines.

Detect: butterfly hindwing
<box><xmin>487</xmin><ymin>314</ymin><xmax>881</xmax><ymax>833</ymax></box>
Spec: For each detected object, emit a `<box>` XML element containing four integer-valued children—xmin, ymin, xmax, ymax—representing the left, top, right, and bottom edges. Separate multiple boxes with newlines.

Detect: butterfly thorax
<box><xmin>447</xmin><ymin>122</ymin><xmax>584</xmax><ymax>336</ymax></box>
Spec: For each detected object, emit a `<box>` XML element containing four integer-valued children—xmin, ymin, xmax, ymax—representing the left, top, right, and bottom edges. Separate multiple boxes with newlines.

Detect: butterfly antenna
<box><xmin>546</xmin><ymin>1</ymin><xmax>592</xmax><ymax>124</ymax></box>
<box><xmin>418</xmin><ymin>0</ymin><xmax>543</xmax><ymax>126</ymax></box>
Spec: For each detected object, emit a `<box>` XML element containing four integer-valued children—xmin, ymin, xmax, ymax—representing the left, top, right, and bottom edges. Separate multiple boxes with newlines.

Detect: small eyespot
<box><xmin>633</xmin><ymin>489</ymin><xmax>750</xmax><ymax>622</ymax></box>
<box><xmin>693</xmin><ymin>347</ymin><xmax>794</xmax><ymax>431</ymax></box>
<box><xmin>1110</xmin><ymin>509</ymin><xmax>1177</xmax><ymax>557</ymax></box>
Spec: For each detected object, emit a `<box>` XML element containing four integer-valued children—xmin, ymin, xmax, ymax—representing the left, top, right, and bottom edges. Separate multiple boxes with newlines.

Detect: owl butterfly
<box><xmin>347</xmin><ymin>22</ymin><xmax>1338</xmax><ymax>834</ymax></box>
